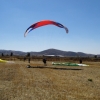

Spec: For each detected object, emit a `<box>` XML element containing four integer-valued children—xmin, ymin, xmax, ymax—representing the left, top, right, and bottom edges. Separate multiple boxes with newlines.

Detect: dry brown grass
<box><xmin>0</xmin><ymin>60</ymin><xmax>100</xmax><ymax>100</ymax></box>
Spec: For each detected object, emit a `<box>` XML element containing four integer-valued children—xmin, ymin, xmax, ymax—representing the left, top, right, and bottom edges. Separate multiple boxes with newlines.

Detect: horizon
<box><xmin>0</xmin><ymin>48</ymin><xmax>100</xmax><ymax>55</ymax></box>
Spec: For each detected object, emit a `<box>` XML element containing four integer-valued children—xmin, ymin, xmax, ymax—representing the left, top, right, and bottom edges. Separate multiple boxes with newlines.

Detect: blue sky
<box><xmin>0</xmin><ymin>0</ymin><xmax>100</xmax><ymax>54</ymax></box>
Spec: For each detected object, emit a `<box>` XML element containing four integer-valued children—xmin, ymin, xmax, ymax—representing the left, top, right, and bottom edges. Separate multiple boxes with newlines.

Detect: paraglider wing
<box><xmin>24</xmin><ymin>20</ymin><xmax>68</xmax><ymax>37</ymax></box>
<box><xmin>0</xmin><ymin>59</ymin><xmax>7</xmax><ymax>63</ymax></box>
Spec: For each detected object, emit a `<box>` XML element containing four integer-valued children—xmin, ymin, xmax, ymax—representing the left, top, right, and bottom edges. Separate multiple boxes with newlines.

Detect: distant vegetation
<box><xmin>0</xmin><ymin>55</ymin><xmax>100</xmax><ymax>62</ymax></box>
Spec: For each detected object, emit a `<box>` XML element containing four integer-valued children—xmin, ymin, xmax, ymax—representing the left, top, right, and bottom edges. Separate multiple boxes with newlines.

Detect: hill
<box><xmin>0</xmin><ymin>49</ymin><xmax>97</xmax><ymax>57</ymax></box>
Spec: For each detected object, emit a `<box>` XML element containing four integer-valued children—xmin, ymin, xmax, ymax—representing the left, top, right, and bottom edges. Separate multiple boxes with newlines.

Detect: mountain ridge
<box><xmin>0</xmin><ymin>48</ymin><xmax>99</xmax><ymax>57</ymax></box>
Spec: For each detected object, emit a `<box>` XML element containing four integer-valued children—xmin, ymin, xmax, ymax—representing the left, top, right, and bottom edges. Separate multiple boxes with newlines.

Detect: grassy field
<box><xmin>0</xmin><ymin>60</ymin><xmax>100</xmax><ymax>100</ymax></box>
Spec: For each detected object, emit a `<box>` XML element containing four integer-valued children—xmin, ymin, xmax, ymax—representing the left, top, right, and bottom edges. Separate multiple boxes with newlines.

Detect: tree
<box><xmin>2</xmin><ymin>53</ymin><xmax>4</xmax><ymax>56</ymax></box>
<box><xmin>94</xmin><ymin>55</ymin><xmax>97</xmax><ymax>58</ymax></box>
<box><xmin>10</xmin><ymin>52</ymin><xmax>13</xmax><ymax>56</ymax></box>
<box><xmin>27</xmin><ymin>52</ymin><xmax>30</xmax><ymax>57</ymax></box>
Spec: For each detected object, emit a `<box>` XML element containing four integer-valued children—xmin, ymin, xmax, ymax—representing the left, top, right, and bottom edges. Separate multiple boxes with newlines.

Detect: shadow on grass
<box><xmin>29</xmin><ymin>66</ymin><xmax>83</xmax><ymax>70</ymax></box>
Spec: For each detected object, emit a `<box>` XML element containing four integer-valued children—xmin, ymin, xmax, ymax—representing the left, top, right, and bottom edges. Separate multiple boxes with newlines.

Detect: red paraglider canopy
<box><xmin>24</xmin><ymin>20</ymin><xmax>68</xmax><ymax>37</ymax></box>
